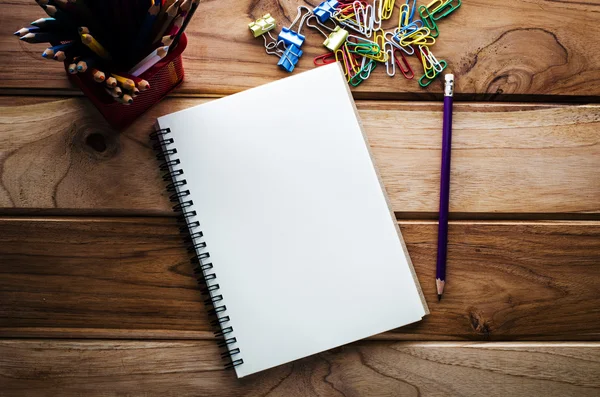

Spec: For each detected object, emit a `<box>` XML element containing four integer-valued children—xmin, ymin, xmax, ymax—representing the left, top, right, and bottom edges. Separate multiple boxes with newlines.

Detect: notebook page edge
<box><xmin>336</xmin><ymin>62</ymin><xmax>430</xmax><ymax>316</ymax></box>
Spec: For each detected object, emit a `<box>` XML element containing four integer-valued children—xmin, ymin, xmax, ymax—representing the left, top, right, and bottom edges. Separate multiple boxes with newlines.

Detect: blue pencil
<box><xmin>134</xmin><ymin>0</ymin><xmax>161</xmax><ymax>52</ymax></box>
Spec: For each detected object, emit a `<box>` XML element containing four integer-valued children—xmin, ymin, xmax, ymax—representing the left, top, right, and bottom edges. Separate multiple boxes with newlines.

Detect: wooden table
<box><xmin>1</xmin><ymin>1</ymin><xmax>599</xmax><ymax>396</ymax></box>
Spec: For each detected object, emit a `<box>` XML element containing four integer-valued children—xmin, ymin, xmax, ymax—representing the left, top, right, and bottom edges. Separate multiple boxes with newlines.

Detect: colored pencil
<box><xmin>76</xmin><ymin>57</ymin><xmax>96</xmax><ymax>72</ymax></box>
<box><xmin>15</xmin><ymin>0</ymin><xmax>200</xmax><ymax>105</ymax></box>
<box><xmin>134</xmin><ymin>0</ymin><xmax>160</xmax><ymax>52</ymax></box>
<box><xmin>19</xmin><ymin>32</ymin><xmax>69</xmax><ymax>43</ymax></box>
<box><xmin>41</xmin><ymin>5</ymin><xmax>77</xmax><ymax>27</ymax></box>
<box><xmin>171</xmin><ymin>0</ymin><xmax>198</xmax><ymax>49</ymax></box>
<box><xmin>129</xmin><ymin>46</ymin><xmax>169</xmax><ymax>76</ymax></box>
<box><xmin>152</xmin><ymin>0</ymin><xmax>179</xmax><ymax>44</ymax></box>
<box><xmin>53</xmin><ymin>51</ymin><xmax>68</xmax><ymax>62</ymax></box>
<box><xmin>68</xmin><ymin>62</ymin><xmax>78</xmax><ymax>74</ymax></box>
<box><xmin>111</xmin><ymin>73</ymin><xmax>136</xmax><ymax>91</ymax></box>
<box><xmin>42</xmin><ymin>42</ymin><xmax>73</xmax><ymax>58</ymax></box>
<box><xmin>80</xmin><ymin>33</ymin><xmax>111</xmax><ymax>60</ymax></box>
<box><xmin>14</xmin><ymin>26</ymin><xmax>42</xmax><ymax>37</ymax></box>
<box><xmin>30</xmin><ymin>17</ymin><xmax>62</xmax><ymax>29</ymax></box>
<box><xmin>90</xmin><ymin>68</ymin><xmax>106</xmax><ymax>83</ymax></box>
<box><xmin>436</xmin><ymin>74</ymin><xmax>455</xmax><ymax>301</ymax></box>
<box><xmin>105</xmin><ymin>76</ymin><xmax>117</xmax><ymax>88</ymax></box>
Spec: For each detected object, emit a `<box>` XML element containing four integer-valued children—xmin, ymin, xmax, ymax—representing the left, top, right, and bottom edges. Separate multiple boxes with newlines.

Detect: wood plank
<box><xmin>1</xmin><ymin>217</ymin><xmax>598</xmax><ymax>340</ymax></box>
<box><xmin>1</xmin><ymin>1</ymin><xmax>600</xmax><ymax>99</ymax></box>
<box><xmin>1</xmin><ymin>340</ymin><xmax>598</xmax><ymax>396</ymax></box>
<box><xmin>1</xmin><ymin>98</ymin><xmax>598</xmax><ymax>215</ymax></box>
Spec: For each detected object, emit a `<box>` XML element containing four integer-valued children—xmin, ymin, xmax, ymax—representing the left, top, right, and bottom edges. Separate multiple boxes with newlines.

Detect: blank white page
<box><xmin>157</xmin><ymin>63</ymin><xmax>428</xmax><ymax>378</ymax></box>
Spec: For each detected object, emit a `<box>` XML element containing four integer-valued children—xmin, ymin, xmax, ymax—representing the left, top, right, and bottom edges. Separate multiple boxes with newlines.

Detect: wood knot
<box><xmin>73</xmin><ymin>124</ymin><xmax>120</xmax><ymax>160</ymax></box>
<box><xmin>468</xmin><ymin>310</ymin><xmax>492</xmax><ymax>340</ymax></box>
<box><xmin>86</xmin><ymin>133</ymin><xmax>107</xmax><ymax>152</ymax></box>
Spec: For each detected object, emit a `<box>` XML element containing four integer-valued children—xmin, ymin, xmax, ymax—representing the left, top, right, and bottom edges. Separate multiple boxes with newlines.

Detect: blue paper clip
<box><xmin>277</xmin><ymin>44</ymin><xmax>303</xmax><ymax>72</ymax></box>
<box><xmin>314</xmin><ymin>0</ymin><xmax>339</xmax><ymax>23</ymax></box>
<box><xmin>278</xmin><ymin>27</ymin><xmax>306</xmax><ymax>48</ymax></box>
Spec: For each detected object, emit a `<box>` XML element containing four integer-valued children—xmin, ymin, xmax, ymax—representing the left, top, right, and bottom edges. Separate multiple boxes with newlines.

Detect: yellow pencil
<box><xmin>80</xmin><ymin>33</ymin><xmax>111</xmax><ymax>60</ymax></box>
<box><xmin>111</xmin><ymin>74</ymin><xmax>136</xmax><ymax>91</ymax></box>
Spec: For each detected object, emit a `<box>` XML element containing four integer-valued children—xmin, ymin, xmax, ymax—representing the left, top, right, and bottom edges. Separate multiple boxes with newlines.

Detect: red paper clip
<box><xmin>314</xmin><ymin>52</ymin><xmax>337</xmax><ymax>67</ymax></box>
<box><xmin>395</xmin><ymin>49</ymin><xmax>414</xmax><ymax>79</ymax></box>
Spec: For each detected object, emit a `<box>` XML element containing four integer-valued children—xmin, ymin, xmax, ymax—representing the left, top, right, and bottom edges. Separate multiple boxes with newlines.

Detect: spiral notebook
<box><xmin>152</xmin><ymin>63</ymin><xmax>429</xmax><ymax>378</ymax></box>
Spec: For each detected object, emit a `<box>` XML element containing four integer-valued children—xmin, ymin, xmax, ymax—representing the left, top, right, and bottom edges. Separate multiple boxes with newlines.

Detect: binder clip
<box><xmin>306</xmin><ymin>16</ymin><xmax>348</xmax><ymax>52</ymax></box>
<box><xmin>248</xmin><ymin>13</ymin><xmax>276</xmax><ymax>38</ymax></box>
<box><xmin>277</xmin><ymin>44</ymin><xmax>303</xmax><ymax>72</ymax></box>
<box><xmin>313</xmin><ymin>0</ymin><xmax>339</xmax><ymax>23</ymax></box>
<box><xmin>323</xmin><ymin>26</ymin><xmax>349</xmax><ymax>52</ymax></box>
<box><xmin>249</xmin><ymin>14</ymin><xmax>286</xmax><ymax>59</ymax></box>
<box><xmin>278</xmin><ymin>6</ymin><xmax>312</xmax><ymax>48</ymax></box>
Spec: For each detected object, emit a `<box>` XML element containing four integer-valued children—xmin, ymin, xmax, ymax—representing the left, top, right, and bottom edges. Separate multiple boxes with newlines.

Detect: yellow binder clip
<box><xmin>248</xmin><ymin>14</ymin><xmax>277</xmax><ymax>38</ymax></box>
<box><xmin>323</xmin><ymin>26</ymin><xmax>349</xmax><ymax>52</ymax></box>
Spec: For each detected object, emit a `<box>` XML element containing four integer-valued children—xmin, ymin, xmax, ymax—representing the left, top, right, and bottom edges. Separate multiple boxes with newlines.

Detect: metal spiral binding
<box><xmin>150</xmin><ymin>127</ymin><xmax>243</xmax><ymax>370</ymax></box>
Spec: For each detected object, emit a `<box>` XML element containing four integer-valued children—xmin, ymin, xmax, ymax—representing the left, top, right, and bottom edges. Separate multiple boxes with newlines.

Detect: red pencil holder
<box><xmin>67</xmin><ymin>34</ymin><xmax>188</xmax><ymax>130</ymax></box>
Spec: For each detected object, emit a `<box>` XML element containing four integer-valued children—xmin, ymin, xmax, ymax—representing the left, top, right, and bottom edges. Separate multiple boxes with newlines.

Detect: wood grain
<box><xmin>1</xmin><ymin>1</ymin><xmax>600</xmax><ymax>98</ymax></box>
<box><xmin>0</xmin><ymin>97</ymin><xmax>598</xmax><ymax>215</ymax></box>
<box><xmin>1</xmin><ymin>217</ymin><xmax>598</xmax><ymax>340</ymax></box>
<box><xmin>1</xmin><ymin>340</ymin><xmax>598</xmax><ymax>396</ymax></box>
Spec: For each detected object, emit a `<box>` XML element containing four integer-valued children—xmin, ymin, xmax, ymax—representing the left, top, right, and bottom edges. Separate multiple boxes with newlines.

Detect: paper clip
<box><xmin>384</xmin><ymin>42</ymin><xmax>395</xmax><ymax>76</ymax></box>
<box><xmin>406</xmin><ymin>0</ymin><xmax>417</xmax><ymax>22</ymax></box>
<box><xmin>419</xmin><ymin>45</ymin><xmax>443</xmax><ymax>72</ymax></box>
<box><xmin>366</xmin><ymin>29</ymin><xmax>388</xmax><ymax>62</ymax></box>
<box><xmin>248</xmin><ymin>14</ymin><xmax>276</xmax><ymax>38</ymax></box>
<box><xmin>424</xmin><ymin>0</ymin><xmax>446</xmax><ymax>13</ymax></box>
<box><xmin>418</xmin><ymin>5</ymin><xmax>439</xmax><ymax>38</ymax></box>
<box><xmin>350</xmin><ymin>59</ymin><xmax>377</xmax><ymax>86</ymax></box>
<box><xmin>278</xmin><ymin>6</ymin><xmax>311</xmax><ymax>48</ymax></box>
<box><xmin>314</xmin><ymin>52</ymin><xmax>337</xmax><ymax>66</ymax></box>
<box><xmin>431</xmin><ymin>0</ymin><xmax>462</xmax><ymax>20</ymax></box>
<box><xmin>418</xmin><ymin>59</ymin><xmax>447</xmax><ymax>87</ymax></box>
<box><xmin>313</xmin><ymin>0</ymin><xmax>339</xmax><ymax>23</ymax></box>
<box><xmin>346</xmin><ymin>35</ymin><xmax>381</xmax><ymax>59</ymax></box>
<box><xmin>399</xmin><ymin>4</ymin><xmax>410</xmax><ymax>28</ymax></box>
<box><xmin>398</xmin><ymin>27</ymin><xmax>435</xmax><ymax>46</ymax></box>
<box><xmin>394</xmin><ymin>48</ymin><xmax>414</xmax><ymax>79</ymax></box>
<box><xmin>278</xmin><ymin>44</ymin><xmax>304</xmax><ymax>72</ymax></box>
<box><xmin>371</xmin><ymin>0</ymin><xmax>383</xmax><ymax>31</ymax></box>
<box><xmin>381</xmin><ymin>0</ymin><xmax>395</xmax><ymax>20</ymax></box>
<box><xmin>385</xmin><ymin>31</ymin><xmax>414</xmax><ymax>55</ymax></box>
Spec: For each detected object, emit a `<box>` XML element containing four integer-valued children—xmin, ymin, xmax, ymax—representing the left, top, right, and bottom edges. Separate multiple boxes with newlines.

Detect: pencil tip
<box><xmin>438</xmin><ymin>294</ymin><xmax>442</xmax><ymax>301</ymax></box>
<box><xmin>13</xmin><ymin>31</ymin><xmax>20</xmax><ymax>36</ymax></box>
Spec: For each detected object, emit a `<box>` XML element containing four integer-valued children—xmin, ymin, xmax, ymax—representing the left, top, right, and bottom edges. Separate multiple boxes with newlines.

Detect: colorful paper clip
<box><xmin>314</xmin><ymin>0</ymin><xmax>339</xmax><ymax>23</ymax></box>
<box><xmin>418</xmin><ymin>5</ymin><xmax>439</xmax><ymax>38</ymax></box>
<box><xmin>248</xmin><ymin>14</ymin><xmax>277</xmax><ymax>38</ymax></box>
<box><xmin>431</xmin><ymin>0</ymin><xmax>462</xmax><ymax>20</ymax></box>
<box><xmin>278</xmin><ymin>44</ymin><xmax>303</xmax><ymax>72</ymax></box>
<box><xmin>314</xmin><ymin>52</ymin><xmax>337</xmax><ymax>66</ymax></box>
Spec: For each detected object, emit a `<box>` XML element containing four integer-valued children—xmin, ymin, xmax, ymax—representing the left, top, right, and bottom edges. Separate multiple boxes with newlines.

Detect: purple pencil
<box><xmin>436</xmin><ymin>74</ymin><xmax>454</xmax><ymax>301</ymax></box>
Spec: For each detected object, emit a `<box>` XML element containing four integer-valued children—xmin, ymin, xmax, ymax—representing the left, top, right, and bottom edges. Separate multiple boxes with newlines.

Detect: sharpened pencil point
<box><xmin>438</xmin><ymin>294</ymin><xmax>442</xmax><ymax>301</ymax></box>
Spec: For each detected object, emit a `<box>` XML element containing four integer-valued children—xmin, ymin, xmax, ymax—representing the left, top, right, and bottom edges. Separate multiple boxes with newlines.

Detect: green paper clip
<box><xmin>418</xmin><ymin>60</ymin><xmax>447</xmax><ymax>87</ymax></box>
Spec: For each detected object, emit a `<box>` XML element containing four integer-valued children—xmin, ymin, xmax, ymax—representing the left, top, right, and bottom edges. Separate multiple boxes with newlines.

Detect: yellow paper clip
<box><xmin>248</xmin><ymin>14</ymin><xmax>277</xmax><ymax>38</ymax></box>
<box><xmin>399</xmin><ymin>3</ymin><xmax>410</xmax><ymax>28</ymax></box>
<box><xmin>425</xmin><ymin>0</ymin><xmax>446</xmax><ymax>13</ymax></box>
<box><xmin>381</xmin><ymin>0</ymin><xmax>395</xmax><ymax>20</ymax></box>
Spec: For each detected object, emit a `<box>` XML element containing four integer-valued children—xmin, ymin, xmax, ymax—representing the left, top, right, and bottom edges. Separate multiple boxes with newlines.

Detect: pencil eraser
<box><xmin>445</xmin><ymin>74</ymin><xmax>454</xmax><ymax>82</ymax></box>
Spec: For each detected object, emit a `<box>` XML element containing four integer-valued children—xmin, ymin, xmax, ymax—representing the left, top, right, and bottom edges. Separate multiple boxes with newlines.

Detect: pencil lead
<box><xmin>438</xmin><ymin>294</ymin><xmax>442</xmax><ymax>301</ymax></box>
